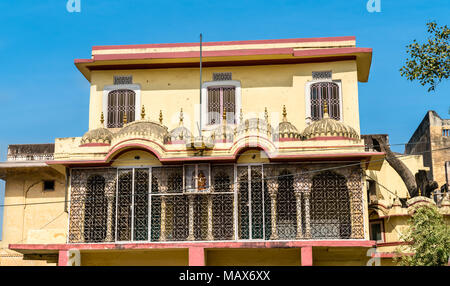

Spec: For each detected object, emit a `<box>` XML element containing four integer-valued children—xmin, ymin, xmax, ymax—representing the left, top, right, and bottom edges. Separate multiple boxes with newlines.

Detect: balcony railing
<box><xmin>68</xmin><ymin>164</ymin><xmax>365</xmax><ymax>243</ymax></box>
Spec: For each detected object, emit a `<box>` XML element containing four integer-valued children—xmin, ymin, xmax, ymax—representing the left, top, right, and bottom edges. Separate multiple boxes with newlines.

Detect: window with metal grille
<box><xmin>443</xmin><ymin>129</ymin><xmax>450</xmax><ymax>136</ymax></box>
<box><xmin>213</xmin><ymin>72</ymin><xmax>232</xmax><ymax>81</ymax></box>
<box><xmin>114</xmin><ymin>75</ymin><xmax>133</xmax><ymax>85</ymax></box>
<box><xmin>207</xmin><ymin>86</ymin><xmax>236</xmax><ymax>125</ymax></box>
<box><xmin>107</xmin><ymin>89</ymin><xmax>136</xmax><ymax>128</ymax></box>
<box><xmin>310</xmin><ymin>82</ymin><xmax>340</xmax><ymax>121</ymax></box>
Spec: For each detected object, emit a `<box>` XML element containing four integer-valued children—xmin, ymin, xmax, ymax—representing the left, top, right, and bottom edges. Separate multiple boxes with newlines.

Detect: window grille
<box><xmin>310</xmin><ymin>171</ymin><xmax>352</xmax><ymax>239</ymax></box>
<box><xmin>107</xmin><ymin>89</ymin><xmax>136</xmax><ymax>128</ymax></box>
<box><xmin>114</xmin><ymin>75</ymin><xmax>133</xmax><ymax>85</ymax></box>
<box><xmin>276</xmin><ymin>170</ymin><xmax>297</xmax><ymax>239</ymax></box>
<box><xmin>207</xmin><ymin>87</ymin><xmax>236</xmax><ymax>125</ymax></box>
<box><xmin>443</xmin><ymin>129</ymin><xmax>450</xmax><ymax>137</ymax></box>
<box><xmin>68</xmin><ymin>164</ymin><xmax>365</xmax><ymax>243</ymax></box>
<box><xmin>213</xmin><ymin>72</ymin><xmax>232</xmax><ymax>81</ymax></box>
<box><xmin>312</xmin><ymin>71</ymin><xmax>332</xmax><ymax>80</ymax></box>
<box><xmin>310</xmin><ymin>82</ymin><xmax>340</xmax><ymax>121</ymax></box>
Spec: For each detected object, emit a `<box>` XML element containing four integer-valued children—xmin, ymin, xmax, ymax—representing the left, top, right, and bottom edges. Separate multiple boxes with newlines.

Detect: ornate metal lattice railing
<box><xmin>68</xmin><ymin>164</ymin><xmax>365</xmax><ymax>243</ymax></box>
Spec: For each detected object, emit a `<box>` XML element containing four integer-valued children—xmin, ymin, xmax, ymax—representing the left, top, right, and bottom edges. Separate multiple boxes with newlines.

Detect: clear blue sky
<box><xmin>0</xmin><ymin>0</ymin><xmax>449</xmax><ymax>239</ymax></box>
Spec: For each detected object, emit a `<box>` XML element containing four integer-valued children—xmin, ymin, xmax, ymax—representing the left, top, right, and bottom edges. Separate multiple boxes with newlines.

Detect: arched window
<box><xmin>84</xmin><ymin>175</ymin><xmax>107</xmax><ymax>242</ymax></box>
<box><xmin>107</xmin><ymin>89</ymin><xmax>136</xmax><ymax>128</ymax></box>
<box><xmin>276</xmin><ymin>170</ymin><xmax>297</xmax><ymax>239</ymax></box>
<box><xmin>310</xmin><ymin>82</ymin><xmax>340</xmax><ymax>121</ymax></box>
<box><xmin>310</xmin><ymin>171</ymin><xmax>351</xmax><ymax>239</ymax></box>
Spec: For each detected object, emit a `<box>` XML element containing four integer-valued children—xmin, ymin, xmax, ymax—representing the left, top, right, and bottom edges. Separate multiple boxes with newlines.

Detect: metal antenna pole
<box><xmin>199</xmin><ymin>33</ymin><xmax>203</xmax><ymax>136</ymax></box>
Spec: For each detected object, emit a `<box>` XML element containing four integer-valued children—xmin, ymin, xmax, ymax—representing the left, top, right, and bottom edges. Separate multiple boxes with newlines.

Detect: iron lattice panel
<box><xmin>310</xmin><ymin>170</ymin><xmax>352</xmax><ymax>239</ymax></box>
<box><xmin>211</xmin><ymin>165</ymin><xmax>235</xmax><ymax>240</ymax></box>
<box><xmin>68</xmin><ymin>164</ymin><xmax>365</xmax><ymax>243</ymax></box>
<box><xmin>133</xmin><ymin>169</ymin><xmax>149</xmax><ymax>241</ymax></box>
<box><xmin>117</xmin><ymin>169</ymin><xmax>133</xmax><ymax>241</ymax></box>
<box><xmin>69</xmin><ymin>168</ymin><xmax>116</xmax><ymax>243</ymax></box>
<box><xmin>276</xmin><ymin>170</ymin><xmax>297</xmax><ymax>240</ymax></box>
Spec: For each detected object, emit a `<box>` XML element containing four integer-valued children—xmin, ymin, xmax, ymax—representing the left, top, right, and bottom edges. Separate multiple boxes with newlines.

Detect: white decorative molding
<box><xmin>304</xmin><ymin>79</ymin><xmax>343</xmax><ymax>125</ymax></box>
<box><xmin>200</xmin><ymin>80</ymin><xmax>242</xmax><ymax>131</ymax></box>
<box><xmin>102</xmin><ymin>84</ymin><xmax>141</xmax><ymax>128</ymax></box>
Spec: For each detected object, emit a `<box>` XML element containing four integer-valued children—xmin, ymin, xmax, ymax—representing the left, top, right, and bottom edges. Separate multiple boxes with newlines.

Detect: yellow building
<box><xmin>0</xmin><ymin>36</ymin><xmax>448</xmax><ymax>266</ymax></box>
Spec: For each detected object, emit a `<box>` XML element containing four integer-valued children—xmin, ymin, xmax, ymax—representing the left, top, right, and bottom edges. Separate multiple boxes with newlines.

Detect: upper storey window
<box><xmin>310</xmin><ymin>82</ymin><xmax>340</xmax><ymax>121</ymax></box>
<box><xmin>107</xmin><ymin>89</ymin><xmax>136</xmax><ymax>128</ymax></box>
<box><xmin>207</xmin><ymin>86</ymin><xmax>236</xmax><ymax>125</ymax></box>
<box><xmin>201</xmin><ymin>73</ymin><xmax>241</xmax><ymax>129</ymax></box>
<box><xmin>103</xmin><ymin>76</ymin><xmax>141</xmax><ymax>128</ymax></box>
<box><xmin>306</xmin><ymin>71</ymin><xmax>342</xmax><ymax>123</ymax></box>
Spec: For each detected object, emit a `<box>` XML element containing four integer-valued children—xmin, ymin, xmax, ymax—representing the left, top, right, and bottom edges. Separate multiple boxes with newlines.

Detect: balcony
<box><xmin>68</xmin><ymin>163</ymin><xmax>366</xmax><ymax>243</ymax></box>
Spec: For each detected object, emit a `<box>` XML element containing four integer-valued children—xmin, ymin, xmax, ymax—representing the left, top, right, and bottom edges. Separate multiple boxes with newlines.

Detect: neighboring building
<box><xmin>405</xmin><ymin>111</ymin><xmax>450</xmax><ymax>190</ymax></box>
<box><xmin>0</xmin><ymin>36</ymin><xmax>448</xmax><ymax>266</ymax></box>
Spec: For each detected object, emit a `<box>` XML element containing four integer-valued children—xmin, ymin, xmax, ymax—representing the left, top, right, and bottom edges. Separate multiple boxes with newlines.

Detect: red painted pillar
<box><xmin>58</xmin><ymin>250</ymin><xmax>69</xmax><ymax>266</ymax></box>
<box><xmin>301</xmin><ymin>246</ymin><xmax>313</xmax><ymax>266</ymax></box>
<box><xmin>189</xmin><ymin>247</ymin><xmax>206</xmax><ymax>266</ymax></box>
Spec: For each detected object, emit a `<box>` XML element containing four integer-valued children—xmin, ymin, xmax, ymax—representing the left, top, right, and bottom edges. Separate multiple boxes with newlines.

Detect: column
<box><xmin>267</xmin><ymin>179</ymin><xmax>279</xmax><ymax>240</ymax></box>
<box><xmin>294</xmin><ymin>191</ymin><xmax>303</xmax><ymax>239</ymax></box>
<box><xmin>187</xmin><ymin>195</ymin><xmax>195</xmax><ymax>241</ymax></box>
<box><xmin>206</xmin><ymin>195</ymin><xmax>214</xmax><ymax>241</ymax></box>
<box><xmin>106</xmin><ymin>194</ymin><xmax>114</xmax><ymax>242</ymax></box>
<box><xmin>160</xmin><ymin>196</ymin><xmax>166</xmax><ymax>241</ymax></box>
<box><xmin>58</xmin><ymin>250</ymin><xmax>68</xmax><ymax>266</ymax></box>
<box><xmin>301</xmin><ymin>246</ymin><xmax>313</xmax><ymax>266</ymax></box>
<box><xmin>189</xmin><ymin>247</ymin><xmax>206</xmax><ymax>266</ymax></box>
<box><xmin>304</xmin><ymin>192</ymin><xmax>311</xmax><ymax>238</ymax></box>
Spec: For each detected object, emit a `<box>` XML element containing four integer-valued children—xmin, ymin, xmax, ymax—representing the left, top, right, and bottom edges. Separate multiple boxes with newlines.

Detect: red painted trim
<box><xmin>80</xmin><ymin>56</ymin><xmax>358</xmax><ymax>71</ymax></box>
<box><xmin>9</xmin><ymin>240</ymin><xmax>375</xmax><ymax>253</ymax></box>
<box><xmin>81</xmin><ymin>47</ymin><xmax>370</xmax><ymax>63</ymax></box>
<box><xmin>278</xmin><ymin>138</ymin><xmax>302</xmax><ymax>142</ymax></box>
<box><xmin>306</xmin><ymin>136</ymin><xmax>356</xmax><ymax>141</ymax></box>
<box><xmin>105</xmin><ymin>143</ymin><xmax>163</xmax><ymax>161</ymax></box>
<box><xmin>371</xmin><ymin>252</ymin><xmax>413</xmax><ymax>258</ymax></box>
<box><xmin>375</xmin><ymin>241</ymin><xmax>411</xmax><ymax>247</ymax></box>
<box><xmin>189</xmin><ymin>247</ymin><xmax>205</xmax><ymax>266</ymax></box>
<box><xmin>79</xmin><ymin>143</ymin><xmax>111</xmax><ymax>147</ymax></box>
<box><xmin>91</xmin><ymin>36</ymin><xmax>356</xmax><ymax>51</ymax></box>
<box><xmin>46</xmin><ymin>151</ymin><xmax>380</xmax><ymax>166</ymax></box>
<box><xmin>293</xmin><ymin>47</ymin><xmax>372</xmax><ymax>57</ymax></box>
<box><xmin>301</xmin><ymin>246</ymin><xmax>313</xmax><ymax>266</ymax></box>
<box><xmin>58</xmin><ymin>250</ymin><xmax>68</xmax><ymax>266</ymax></box>
<box><xmin>74</xmin><ymin>59</ymin><xmax>94</xmax><ymax>64</ymax></box>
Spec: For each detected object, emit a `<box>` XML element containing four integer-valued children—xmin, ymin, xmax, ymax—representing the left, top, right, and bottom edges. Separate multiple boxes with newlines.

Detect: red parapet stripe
<box><xmin>9</xmin><ymin>240</ymin><xmax>375</xmax><ymax>253</ymax></box>
<box><xmin>91</xmin><ymin>36</ymin><xmax>356</xmax><ymax>51</ymax></box>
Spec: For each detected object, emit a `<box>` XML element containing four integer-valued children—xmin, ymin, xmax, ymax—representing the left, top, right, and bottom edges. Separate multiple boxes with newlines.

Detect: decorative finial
<box><xmin>323</xmin><ymin>99</ymin><xmax>329</xmax><ymax>118</ymax></box>
<box><xmin>282</xmin><ymin>105</ymin><xmax>287</xmax><ymax>122</ymax></box>
<box><xmin>264</xmin><ymin>107</ymin><xmax>268</xmax><ymax>122</ymax></box>
<box><xmin>100</xmin><ymin>112</ymin><xmax>104</xmax><ymax>125</ymax></box>
<box><xmin>159</xmin><ymin>110</ymin><xmax>163</xmax><ymax>125</ymax></box>
<box><xmin>123</xmin><ymin>112</ymin><xmax>128</xmax><ymax>124</ymax></box>
<box><xmin>222</xmin><ymin>107</ymin><xmax>227</xmax><ymax>122</ymax></box>
<box><xmin>418</xmin><ymin>187</ymin><xmax>422</xmax><ymax>197</ymax></box>
<box><xmin>179</xmin><ymin>108</ymin><xmax>184</xmax><ymax>125</ymax></box>
<box><xmin>240</xmin><ymin>108</ymin><xmax>243</xmax><ymax>123</ymax></box>
<box><xmin>141</xmin><ymin>105</ymin><xmax>146</xmax><ymax>120</ymax></box>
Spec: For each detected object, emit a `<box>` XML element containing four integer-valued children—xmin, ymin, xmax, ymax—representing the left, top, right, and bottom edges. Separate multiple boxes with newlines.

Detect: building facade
<box><xmin>405</xmin><ymin>111</ymin><xmax>450</xmax><ymax>190</ymax></box>
<box><xmin>0</xmin><ymin>36</ymin><xmax>448</xmax><ymax>266</ymax></box>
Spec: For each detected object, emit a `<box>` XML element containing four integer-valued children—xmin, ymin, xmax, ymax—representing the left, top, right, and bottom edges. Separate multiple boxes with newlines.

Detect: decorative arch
<box><xmin>105</xmin><ymin>143</ymin><xmax>163</xmax><ymax>165</ymax></box>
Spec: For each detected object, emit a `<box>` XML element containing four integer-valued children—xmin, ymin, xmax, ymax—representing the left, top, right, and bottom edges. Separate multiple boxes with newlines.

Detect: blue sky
<box><xmin>0</xmin><ymin>0</ymin><xmax>448</xmax><ymax>239</ymax></box>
